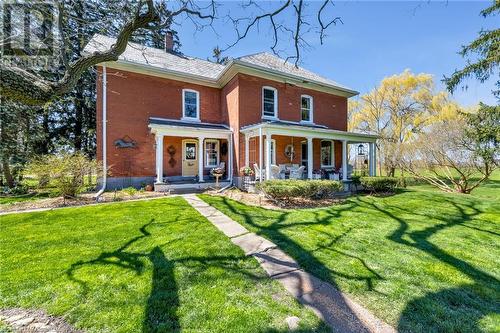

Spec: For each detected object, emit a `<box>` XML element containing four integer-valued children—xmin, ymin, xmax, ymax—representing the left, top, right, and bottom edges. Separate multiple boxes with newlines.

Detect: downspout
<box><xmin>95</xmin><ymin>65</ymin><xmax>107</xmax><ymax>199</ymax></box>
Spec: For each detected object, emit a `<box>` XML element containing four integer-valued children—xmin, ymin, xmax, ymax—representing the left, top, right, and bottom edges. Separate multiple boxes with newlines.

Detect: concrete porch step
<box><xmin>155</xmin><ymin>181</ymin><xmax>231</xmax><ymax>193</ymax></box>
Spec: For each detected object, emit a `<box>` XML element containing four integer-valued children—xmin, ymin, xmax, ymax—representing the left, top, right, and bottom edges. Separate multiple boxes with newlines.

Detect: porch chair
<box><xmin>270</xmin><ymin>165</ymin><xmax>281</xmax><ymax>179</ymax></box>
<box><xmin>289</xmin><ymin>165</ymin><xmax>305</xmax><ymax>179</ymax></box>
<box><xmin>219</xmin><ymin>161</ymin><xmax>226</xmax><ymax>173</ymax></box>
<box><xmin>254</xmin><ymin>163</ymin><xmax>263</xmax><ymax>181</ymax></box>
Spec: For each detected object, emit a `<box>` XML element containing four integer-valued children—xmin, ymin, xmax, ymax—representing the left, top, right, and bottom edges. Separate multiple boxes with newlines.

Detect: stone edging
<box><xmin>0</xmin><ymin>194</ymin><xmax>178</xmax><ymax>216</ymax></box>
<box><xmin>0</xmin><ymin>308</ymin><xmax>83</xmax><ymax>333</ymax></box>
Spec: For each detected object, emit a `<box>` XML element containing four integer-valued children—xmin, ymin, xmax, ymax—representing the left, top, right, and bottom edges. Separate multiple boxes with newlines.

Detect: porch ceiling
<box><xmin>240</xmin><ymin>121</ymin><xmax>377</xmax><ymax>143</ymax></box>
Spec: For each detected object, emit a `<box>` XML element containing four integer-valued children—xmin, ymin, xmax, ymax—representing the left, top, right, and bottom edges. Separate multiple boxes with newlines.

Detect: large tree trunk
<box><xmin>2</xmin><ymin>156</ymin><xmax>14</xmax><ymax>188</ymax></box>
<box><xmin>74</xmin><ymin>86</ymin><xmax>84</xmax><ymax>152</ymax></box>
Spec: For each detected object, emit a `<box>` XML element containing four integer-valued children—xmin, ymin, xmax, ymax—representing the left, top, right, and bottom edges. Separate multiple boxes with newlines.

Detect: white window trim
<box><xmin>300</xmin><ymin>95</ymin><xmax>314</xmax><ymax>123</ymax></box>
<box><xmin>204</xmin><ymin>139</ymin><xmax>220</xmax><ymax>168</ymax></box>
<box><xmin>182</xmin><ymin>89</ymin><xmax>200</xmax><ymax>121</ymax></box>
<box><xmin>320</xmin><ymin>140</ymin><xmax>335</xmax><ymax>168</ymax></box>
<box><xmin>262</xmin><ymin>86</ymin><xmax>278</xmax><ymax>120</ymax></box>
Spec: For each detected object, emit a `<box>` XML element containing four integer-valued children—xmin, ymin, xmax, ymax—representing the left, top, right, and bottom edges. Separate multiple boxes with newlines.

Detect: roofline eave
<box><xmin>95</xmin><ymin>58</ymin><xmax>359</xmax><ymax>98</ymax></box>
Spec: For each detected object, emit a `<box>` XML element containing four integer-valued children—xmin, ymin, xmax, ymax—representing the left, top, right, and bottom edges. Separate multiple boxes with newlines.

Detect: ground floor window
<box><xmin>301</xmin><ymin>141</ymin><xmax>308</xmax><ymax>167</ymax></box>
<box><xmin>321</xmin><ymin>140</ymin><xmax>334</xmax><ymax>167</ymax></box>
<box><xmin>205</xmin><ymin>140</ymin><xmax>219</xmax><ymax>167</ymax></box>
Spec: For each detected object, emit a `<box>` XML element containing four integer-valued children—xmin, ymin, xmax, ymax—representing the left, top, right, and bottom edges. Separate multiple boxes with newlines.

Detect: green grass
<box><xmin>0</xmin><ymin>198</ymin><xmax>328</xmax><ymax>333</ymax></box>
<box><xmin>199</xmin><ymin>178</ymin><xmax>500</xmax><ymax>333</ymax></box>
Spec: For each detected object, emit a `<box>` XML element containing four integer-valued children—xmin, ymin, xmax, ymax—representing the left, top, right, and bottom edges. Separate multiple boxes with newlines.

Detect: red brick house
<box><xmin>85</xmin><ymin>34</ymin><xmax>377</xmax><ymax>190</ymax></box>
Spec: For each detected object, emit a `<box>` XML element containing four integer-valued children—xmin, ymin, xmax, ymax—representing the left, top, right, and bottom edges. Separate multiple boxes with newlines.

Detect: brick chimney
<box><xmin>164</xmin><ymin>31</ymin><xmax>174</xmax><ymax>52</ymax></box>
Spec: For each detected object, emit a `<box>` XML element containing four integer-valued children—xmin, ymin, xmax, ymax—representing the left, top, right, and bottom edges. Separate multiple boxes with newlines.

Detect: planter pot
<box><xmin>145</xmin><ymin>184</ymin><xmax>154</xmax><ymax>192</ymax></box>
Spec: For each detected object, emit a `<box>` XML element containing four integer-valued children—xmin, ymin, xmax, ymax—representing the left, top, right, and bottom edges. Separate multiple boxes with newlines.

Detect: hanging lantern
<box><xmin>357</xmin><ymin>144</ymin><xmax>365</xmax><ymax>156</ymax></box>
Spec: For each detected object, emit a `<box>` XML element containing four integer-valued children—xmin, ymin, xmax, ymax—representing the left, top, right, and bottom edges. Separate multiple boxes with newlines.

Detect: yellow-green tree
<box><xmin>349</xmin><ymin>70</ymin><xmax>447</xmax><ymax>176</ymax></box>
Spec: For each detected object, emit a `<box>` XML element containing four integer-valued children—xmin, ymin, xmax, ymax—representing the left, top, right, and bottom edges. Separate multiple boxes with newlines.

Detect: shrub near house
<box><xmin>360</xmin><ymin>176</ymin><xmax>398</xmax><ymax>193</ymax></box>
<box><xmin>258</xmin><ymin>180</ymin><xmax>343</xmax><ymax>201</ymax></box>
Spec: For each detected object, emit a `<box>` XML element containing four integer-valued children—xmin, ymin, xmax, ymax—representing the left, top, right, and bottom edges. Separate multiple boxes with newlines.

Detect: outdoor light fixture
<box><xmin>357</xmin><ymin>144</ymin><xmax>365</xmax><ymax>156</ymax></box>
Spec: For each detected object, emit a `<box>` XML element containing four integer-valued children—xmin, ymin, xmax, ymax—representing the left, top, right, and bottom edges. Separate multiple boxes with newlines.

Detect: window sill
<box><xmin>300</xmin><ymin>120</ymin><xmax>314</xmax><ymax>125</ymax></box>
<box><xmin>262</xmin><ymin>116</ymin><xmax>278</xmax><ymax>121</ymax></box>
<box><xmin>181</xmin><ymin>117</ymin><xmax>201</xmax><ymax>122</ymax></box>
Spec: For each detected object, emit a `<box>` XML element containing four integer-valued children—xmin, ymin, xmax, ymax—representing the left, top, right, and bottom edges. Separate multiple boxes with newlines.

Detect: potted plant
<box><xmin>240</xmin><ymin>166</ymin><xmax>254</xmax><ymax>192</ymax></box>
<box><xmin>210</xmin><ymin>167</ymin><xmax>225</xmax><ymax>189</ymax></box>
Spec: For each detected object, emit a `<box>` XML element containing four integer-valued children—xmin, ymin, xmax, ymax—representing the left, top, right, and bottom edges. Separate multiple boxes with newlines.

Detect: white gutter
<box><xmin>95</xmin><ymin>66</ymin><xmax>107</xmax><ymax>199</ymax></box>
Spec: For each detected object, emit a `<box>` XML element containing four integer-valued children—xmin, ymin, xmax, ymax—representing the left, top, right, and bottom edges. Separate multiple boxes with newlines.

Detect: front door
<box><xmin>182</xmin><ymin>139</ymin><xmax>198</xmax><ymax>176</ymax></box>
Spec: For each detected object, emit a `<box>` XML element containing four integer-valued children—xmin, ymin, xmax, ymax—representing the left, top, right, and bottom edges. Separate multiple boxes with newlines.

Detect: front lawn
<box><xmin>0</xmin><ymin>198</ymin><xmax>327</xmax><ymax>332</ymax></box>
<box><xmin>200</xmin><ymin>179</ymin><xmax>500</xmax><ymax>332</ymax></box>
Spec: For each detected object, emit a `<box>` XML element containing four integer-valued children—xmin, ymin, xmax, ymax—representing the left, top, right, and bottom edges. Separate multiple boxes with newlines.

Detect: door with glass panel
<box><xmin>182</xmin><ymin>139</ymin><xmax>198</xmax><ymax>176</ymax></box>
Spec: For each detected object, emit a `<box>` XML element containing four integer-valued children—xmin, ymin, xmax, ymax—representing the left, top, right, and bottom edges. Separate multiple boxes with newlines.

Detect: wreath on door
<box><xmin>284</xmin><ymin>144</ymin><xmax>295</xmax><ymax>160</ymax></box>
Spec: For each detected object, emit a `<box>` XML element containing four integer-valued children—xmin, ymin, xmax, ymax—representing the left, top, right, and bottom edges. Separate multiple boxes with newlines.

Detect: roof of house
<box><xmin>85</xmin><ymin>34</ymin><xmax>225</xmax><ymax>80</ymax></box>
<box><xmin>84</xmin><ymin>34</ymin><xmax>357</xmax><ymax>96</ymax></box>
<box><xmin>234</xmin><ymin>53</ymin><xmax>351</xmax><ymax>92</ymax></box>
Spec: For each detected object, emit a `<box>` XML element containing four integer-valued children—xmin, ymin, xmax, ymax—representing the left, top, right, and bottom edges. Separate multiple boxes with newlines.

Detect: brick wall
<box><xmin>97</xmin><ymin>68</ymin><xmax>348</xmax><ymax>179</ymax></box>
<box><xmin>97</xmin><ymin>66</ymin><xmax>225</xmax><ymax>178</ymax></box>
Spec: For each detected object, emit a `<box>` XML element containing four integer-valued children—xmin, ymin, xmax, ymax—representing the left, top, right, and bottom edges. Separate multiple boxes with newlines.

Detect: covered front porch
<box><xmin>241</xmin><ymin>122</ymin><xmax>377</xmax><ymax>182</ymax></box>
<box><xmin>149</xmin><ymin>118</ymin><xmax>233</xmax><ymax>191</ymax></box>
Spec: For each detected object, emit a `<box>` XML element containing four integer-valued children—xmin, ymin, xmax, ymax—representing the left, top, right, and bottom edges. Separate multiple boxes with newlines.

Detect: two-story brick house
<box><xmin>85</xmin><ymin>34</ymin><xmax>377</xmax><ymax>190</ymax></box>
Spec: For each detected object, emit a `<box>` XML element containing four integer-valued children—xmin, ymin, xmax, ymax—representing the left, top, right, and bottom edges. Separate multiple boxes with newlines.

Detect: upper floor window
<box><xmin>301</xmin><ymin>95</ymin><xmax>313</xmax><ymax>122</ymax></box>
<box><xmin>182</xmin><ymin>89</ymin><xmax>199</xmax><ymax>120</ymax></box>
<box><xmin>262</xmin><ymin>86</ymin><xmax>278</xmax><ymax>118</ymax></box>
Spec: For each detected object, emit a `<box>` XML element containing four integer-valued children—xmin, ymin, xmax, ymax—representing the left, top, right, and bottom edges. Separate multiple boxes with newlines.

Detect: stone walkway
<box><xmin>184</xmin><ymin>194</ymin><xmax>396</xmax><ymax>333</ymax></box>
<box><xmin>0</xmin><ymin>308</ymin><xmax>82</xmax><ymax>333</ymax></box>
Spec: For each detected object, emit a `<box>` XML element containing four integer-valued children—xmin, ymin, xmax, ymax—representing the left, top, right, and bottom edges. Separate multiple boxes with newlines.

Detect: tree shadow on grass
<box><xmin>355</xmin><ymin>196</ymin><xmax>500</xmax><ymax>332</ymax></box>
<box><xmin>66</xmin><ymin>219</ymin><xmax>180</xmax><ymax>332</ymax></box>
<box><xmin>216</xmin><ymin>196</ymin><xmax>383</xmax><ymax>333</ymax></box>
<box><xmin>66</xmin><ymin>218</ymin><xmax>265</xmax><ymax>333</ymax></box>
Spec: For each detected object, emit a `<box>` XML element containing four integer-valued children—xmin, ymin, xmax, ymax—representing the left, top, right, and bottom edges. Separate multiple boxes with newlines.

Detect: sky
<box><xmin>176</xmin><ymin>1</ymin><xmax>498</xmax><ymax>106</ymax></box>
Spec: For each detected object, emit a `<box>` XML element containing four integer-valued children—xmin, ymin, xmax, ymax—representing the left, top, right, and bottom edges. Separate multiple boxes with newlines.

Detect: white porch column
<box><xmin>307</xmin><ymin>137</ymin><xmax>313</xmax><ymax>179</ymax></box>
<box><xmin>342</xmin><ymin>140</ymin><xmax>348</xmax><ymax>181</ymax></box>
<box><xmin>369</xmin><ymin>142</ymin><xmax>376</xmax><ymax>176</ymax></box>
<box><xmin>244</xmin><ymin>134</ymin><xmax>249</xmax><ymax>167</ymax></box>
<box><xmin>228</xmin><ymin>133</ymin><xmax>233</xmax><ymax>181</ymax></box>
<box><xmin>265</xmin><ymin>132</ymin><xmax>272</xmax><ymax>180</ymax></box>
<box><xmin>198</xmin><ymin>136</ymin><xmax>205</xmax><ymax>182</ymax></box>
<box><xmin>155</xmin><ymin>134</ymin><xmax>164</xmax><ymax>183</ymax></box>
<box><xmin>258</xmin><ymin>127</ymin><xmax>263</xmax><ymax>182</ymax></box>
